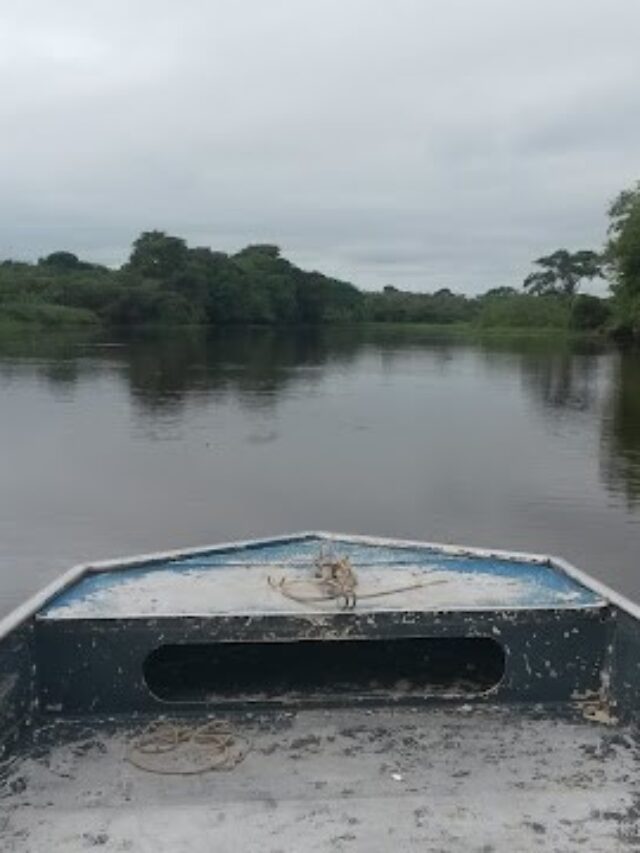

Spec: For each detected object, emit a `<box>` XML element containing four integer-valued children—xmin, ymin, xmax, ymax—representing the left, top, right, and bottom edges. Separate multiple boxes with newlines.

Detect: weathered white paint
<box><xmin>1</xmin><ymin>531</ymin><xmax>634</xmax><ymax>639</ymax></box>
<box><xmin>39</xmin><ymin>562</ymin><xmax>596</xmax><ymax>621</ymax></box>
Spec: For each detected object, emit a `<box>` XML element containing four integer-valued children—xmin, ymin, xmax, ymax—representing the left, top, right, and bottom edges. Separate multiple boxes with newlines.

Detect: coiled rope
<box><xmin>268</xmin><ymin>553</ymin><xmax>447</xmax><ymax>610</ymax></box>
<box><xmin>126</xmin><ymin>720</ymin><xmax>250</xmax><ymax>775</ymax></box>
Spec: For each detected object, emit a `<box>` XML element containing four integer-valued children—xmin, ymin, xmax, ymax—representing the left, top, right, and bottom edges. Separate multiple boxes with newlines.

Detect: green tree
<box><xmin>569</xmin><ymin>294</ymin><xmax>611</xmax><ymax>330</ymax></box>
<box><xmin>605</xmin><ymin>181</ymin><xmax>640</xmax><ymax>338</ymax></box>
<box><xmin>38</xmin><ymin>251</ymin><xmax>91</xmax><ymax>271</ymax></box>
<box><xmin>127</xmin><ymin>231</ymin><xmax>189</xmax><ymax>279</ymax></box>
<box><xmin>607</xmin><ymin>182</ymin><xmax>640</xmax><ymax>298</ymax></box>
<box><xmin>523</xmin><ymin>249</ymin><xmax>602</xmax><ymax>296</ymax></box>
<box><xmin>234</xmin><ymin>244</ymin><xmax>281</xmax><ymax>261</ymax></box>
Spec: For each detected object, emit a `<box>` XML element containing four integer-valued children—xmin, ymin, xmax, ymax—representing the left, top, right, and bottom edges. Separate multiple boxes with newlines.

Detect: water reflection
<box><xmin>123</xmin><ymin>328</ymin><xmax>349</xmax><ymax>414</ymax></box>
<box><xmin>1</xmin><ymin>326</ymin><xmax>639</xmax><ymax>510</ymax></box>
<box><xmin>474</xmin><ymin>337</ymin><xmax>605</xmax><ymax>417</ymax></box>
<box><xmin>518</xmin><ymin>350</ymin><xmax>601</xmax><ymax>415</ymax></box>
<box><xmin>601</xmin><ymin>351</ymin><xmax>640</xmax><ymax>507</ymax></box>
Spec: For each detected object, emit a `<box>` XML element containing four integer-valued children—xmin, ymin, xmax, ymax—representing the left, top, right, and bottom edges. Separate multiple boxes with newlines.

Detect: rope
<box><xmin>314</xmin><ymin>554</ymin><xmax>358</xmax><ymax>608</ymax></box>
<box><xmin>268</xmin><ymin>564</ymin><xmax>449</xmax><ymax>610</ymax></box>
<box><xmin>126</xmin><ymin>720</ymin><xmax>250</xmax><ymax>775</ymax></box>
<box><xmin>354</xmin><ymin>579</ymin><xmax>448</xmax><ymax>599</ymax></box>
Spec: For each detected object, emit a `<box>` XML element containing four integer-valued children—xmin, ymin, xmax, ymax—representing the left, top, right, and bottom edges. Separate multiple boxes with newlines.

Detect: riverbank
<box><xmin>0</xmin><ymin>314</ymin><xmax>618</xmax><ymax>348</ymax></box>
<box><xmin>0</xmin><ymin>302</ymin><xmax>99</xmax><ymax>329</ymax></box>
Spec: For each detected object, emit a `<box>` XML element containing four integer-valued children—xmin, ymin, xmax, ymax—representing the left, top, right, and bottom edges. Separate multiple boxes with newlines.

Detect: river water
<box><xmin>0</xmin><ymin>325</ymin><xmax>638</xmax><ymax>616</ymax></box>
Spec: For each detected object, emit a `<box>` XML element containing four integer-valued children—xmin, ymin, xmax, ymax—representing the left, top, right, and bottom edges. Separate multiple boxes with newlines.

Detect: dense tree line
<box><xmin>3</xmin><ymin>176</ymin><xmax>640</xmax><ymax>337</ymax></box>
<box><xmin>0</xmin><ymin>231</ymin><xmax>605</xmax><ymax>332</ymax></box>
<box><xmin>0</xmin><ymin>236</ymin><xmax>364</xmax><ymax>327</ymax></box>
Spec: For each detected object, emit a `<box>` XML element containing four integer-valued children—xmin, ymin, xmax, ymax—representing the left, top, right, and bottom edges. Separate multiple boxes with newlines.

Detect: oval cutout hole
<box><xmin>144</xmin><ymin>637</ymin><xmax>504</xmax><ymax>704</ymax></box>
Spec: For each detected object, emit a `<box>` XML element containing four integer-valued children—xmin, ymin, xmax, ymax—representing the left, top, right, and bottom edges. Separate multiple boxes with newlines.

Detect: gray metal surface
<box><xmin>2</xmin><ymin>705</ymin><xmax>639</xmax><ymax>852</ymax></box>
<box><xmin>0</xmin><ymin>623</ymin><xmax>36</xmax><ymax>759</ymax></box>
<box><xmin>610</xmin><ymin>608</ymin><xmax>640</xmax><ymax>719</ymax></box>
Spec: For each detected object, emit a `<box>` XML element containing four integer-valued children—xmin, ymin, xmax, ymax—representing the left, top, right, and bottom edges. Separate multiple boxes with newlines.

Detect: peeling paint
<box><xmin>39</xmin><ymin>538</ymin><xmax>602</xmax><ymax>621</ymax></box>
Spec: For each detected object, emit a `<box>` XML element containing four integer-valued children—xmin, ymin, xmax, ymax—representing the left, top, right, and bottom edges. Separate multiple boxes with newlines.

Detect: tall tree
<box><xmin>127</xmin><ymin>231</ymin><xmax>189</xmax><ymax>279</ymax></box>
<box><xmin>38</xmin><ymin>251</ymin><xmax>84</xmax><ymax>271</ymax></box>
<box><xmin>606</xmin><ymin>181</ymin><xmax>640</xmax><ymax>298</ymax></box>
<box><xmin>523</xmin><ymin>249</ymin><xmax>602</xmax><ymax>296</ymax></box>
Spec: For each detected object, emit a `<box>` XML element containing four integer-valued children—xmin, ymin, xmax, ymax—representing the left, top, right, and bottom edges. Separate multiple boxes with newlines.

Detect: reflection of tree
<box><xmin>0</xmin><ymin>327</ymin><xmax>100</xmax><ymax>390</ymax></box>
<box><xmin>518</xmin><ymin>350</ymin><xmax>600</xmax><ymax>415</ymax></box>
<box><xmin>0</xmin><ymin>325</ymin><xmax>480</xmax><ymax>419</ymax></box>
<box><xmin>600</xmin><ymin>352</ymin><xmax>640</xmax><ymax>506</ymax></box>
<box><xmin>41</xmin><ymin>360</ymin><xmax>81</xmax><ymax>387</ymax></box>
<box><xmin>478</xmin><ymin>337</ymin><xmax>604</xmax><ymax>416</ymax></box>
<box><xmin>123</xmin><ymin>327</ymin><xmax>366</xmax><ymax>416</ymax></box>
<box><xmin>5</xmin><ymin>329</ymin><xmax>638</xmax><ymax>514</ymax></box>
<box><xmin>0</xmin><ymin>326</ymin><xmax>372</xmax><ymax>415</ymax></box>
<box><xmin>117</xmin><ymin>325</ymin><xmax>473</xmax><ymax>417</ymax></box>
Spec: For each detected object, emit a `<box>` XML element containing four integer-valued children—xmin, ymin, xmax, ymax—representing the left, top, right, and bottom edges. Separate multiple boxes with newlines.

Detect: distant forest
<box><xmin>1</xmin><ymin>178</ymin><xmax>638</xmax><ymax>338</ymax></box>
<box><xmin>0</xmin><ymin>234</ymin><xmax>610</xmax><ymax>333</ymax></box>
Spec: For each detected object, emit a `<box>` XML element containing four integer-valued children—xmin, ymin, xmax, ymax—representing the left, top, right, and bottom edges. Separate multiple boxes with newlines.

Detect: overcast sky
<box><xmin>1</xmin><ymin>1</ymin><xmax>639</xmax><ymax>293</ymax></box>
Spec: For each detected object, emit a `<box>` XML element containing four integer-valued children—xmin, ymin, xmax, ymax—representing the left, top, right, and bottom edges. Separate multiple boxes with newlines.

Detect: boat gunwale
<box><xmin>35</xmin><ymin>602</ymin><xmax>607</xmax><ymax>623</ymax></box>
<box><xmin>1</xmin><ymin>530</ymin><xmax>636</xmax><ymax>641</ymax></box>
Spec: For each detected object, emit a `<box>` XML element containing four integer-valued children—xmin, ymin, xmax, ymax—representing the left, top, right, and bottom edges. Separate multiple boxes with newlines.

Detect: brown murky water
<box><xmin>0</xmin><ymin>325</ymin><xmax>638</xmax><ymax>615</ymax></box>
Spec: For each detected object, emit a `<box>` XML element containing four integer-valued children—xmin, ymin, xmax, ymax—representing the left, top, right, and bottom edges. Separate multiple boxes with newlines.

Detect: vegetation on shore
<box><xmin>605</xmin><ymin>181</ymin><xmax>640</xmax><ymax>341</ymax></box>
<box><xmin>1</xmin><ymin>178</ymin><xmax>638</xmax><ymax>339</ymax></box>
<box><xmin>0</xmin><ymin>241</ymin><xmax>607</xmax><ymax>335</ymax></box>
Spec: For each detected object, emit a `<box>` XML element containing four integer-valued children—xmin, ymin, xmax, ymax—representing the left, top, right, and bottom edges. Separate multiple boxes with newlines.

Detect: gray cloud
<box><xmin>1</xmin><ymin>0</ymin><xmax>638</xmax><ymax>293</ymax></box>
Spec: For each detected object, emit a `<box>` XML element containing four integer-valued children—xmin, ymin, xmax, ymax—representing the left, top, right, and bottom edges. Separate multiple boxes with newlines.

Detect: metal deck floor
<box><xmin>2</xmin><ymin>705</ymin><xmax>640</xmax><ymax>852</ymax></box>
